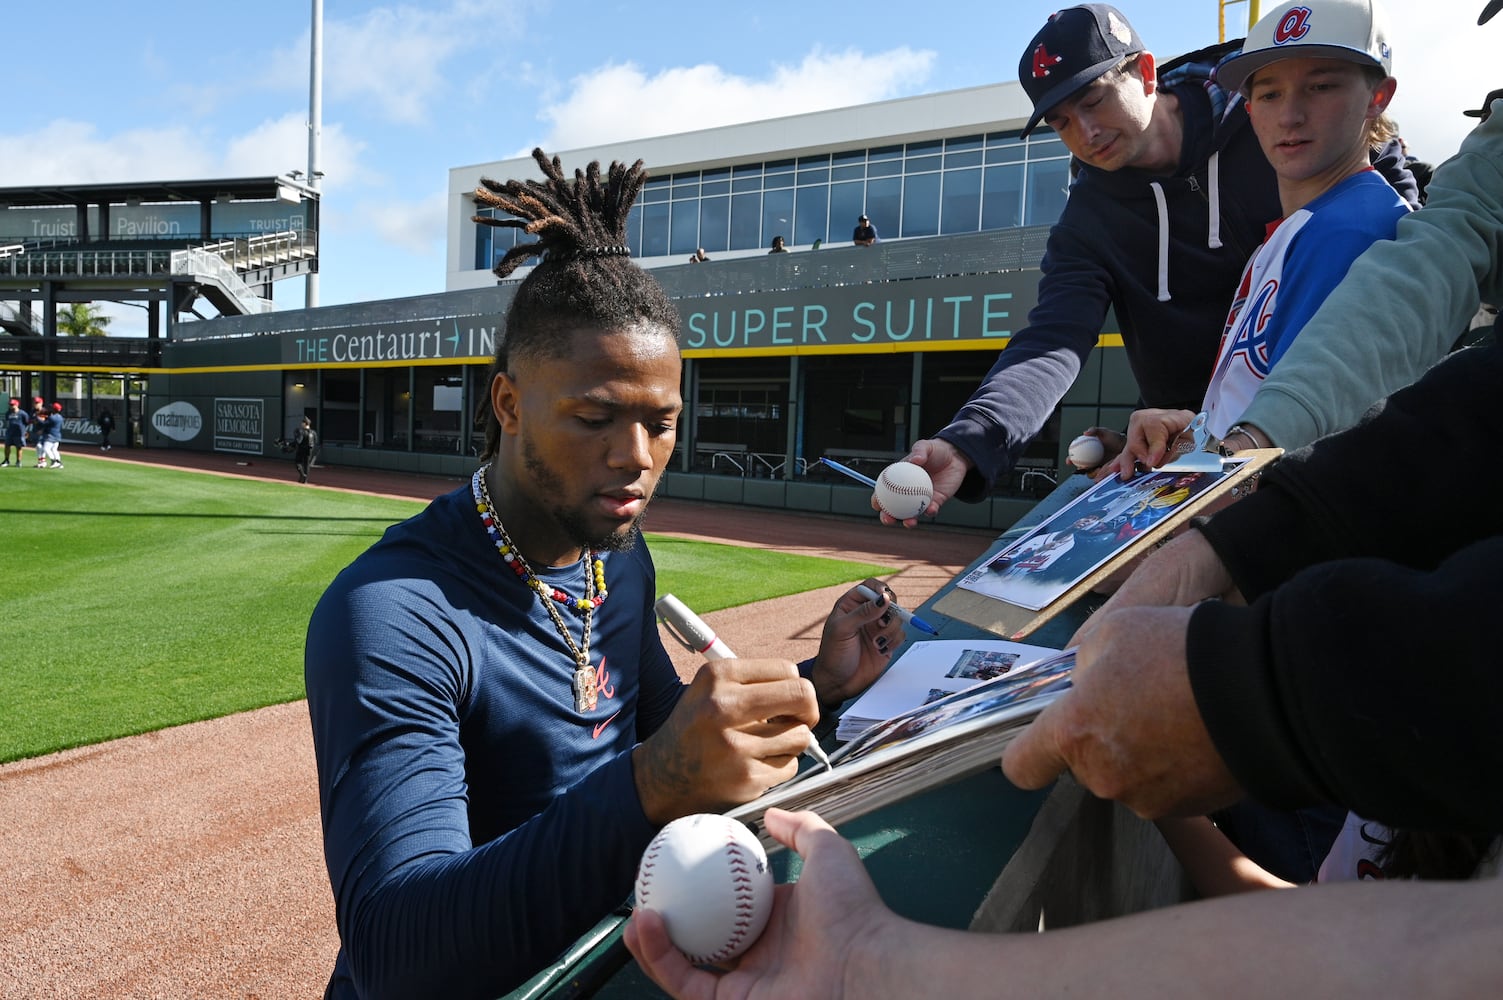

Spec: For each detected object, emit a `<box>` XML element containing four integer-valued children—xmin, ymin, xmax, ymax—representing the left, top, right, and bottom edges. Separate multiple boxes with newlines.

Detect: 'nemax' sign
<box><xmin>680</xmin><ymin>271</ymin><xmax>1040</xmax><ymax>353</ymax></box>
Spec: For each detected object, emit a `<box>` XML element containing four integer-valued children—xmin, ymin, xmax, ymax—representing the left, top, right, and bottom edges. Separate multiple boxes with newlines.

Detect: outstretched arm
<box><xmin>626</xmin><ymin>809</ymin><xmax>1503</xmax><ymax>1000</ymax></box>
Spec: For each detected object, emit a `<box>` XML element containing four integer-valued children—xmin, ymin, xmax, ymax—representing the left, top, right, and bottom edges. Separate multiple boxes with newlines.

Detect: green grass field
<box><xmin>0</xmin><ymin>456</ymin><xmax>889</xmax><ymax>764</ymax></box>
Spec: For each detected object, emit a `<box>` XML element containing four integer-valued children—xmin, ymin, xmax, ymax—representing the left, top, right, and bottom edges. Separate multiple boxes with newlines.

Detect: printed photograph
<box><xmin>956</xmin><ymin>463</ymin><xmax>1242</xmax><ymax>611</ymax></box>
<box><xmin>946</xmin><ymin>648</ymin><xmax>1021</xmax><ymax>681</ymax></box>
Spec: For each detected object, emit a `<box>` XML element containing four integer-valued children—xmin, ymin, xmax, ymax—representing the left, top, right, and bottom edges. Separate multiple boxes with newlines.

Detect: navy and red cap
<box><xmin>1018</xmin><ymin>4</ymin><xmax>1145</xmax><ymax>139</ymax></box>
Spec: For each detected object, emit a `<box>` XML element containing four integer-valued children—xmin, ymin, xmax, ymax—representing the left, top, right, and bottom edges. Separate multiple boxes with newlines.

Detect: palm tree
<box><xmin>56</xmin><ymin>302</ymin><xmax>112</xmax><ymax>337</ymax></box>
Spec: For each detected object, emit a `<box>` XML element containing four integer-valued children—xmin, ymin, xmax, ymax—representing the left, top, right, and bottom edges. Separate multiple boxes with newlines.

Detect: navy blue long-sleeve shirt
<box><xmin>305</xmin><ymin>485</ymin><xmax>683</xmax><ymax>999</ymax></box>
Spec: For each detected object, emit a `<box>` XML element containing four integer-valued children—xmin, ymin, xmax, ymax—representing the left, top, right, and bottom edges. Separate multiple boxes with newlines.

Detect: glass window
<box><xmin>764</xmin><ymin>158</ymin><xmax>795</xmax><ymax>185</ymax></box>
<box><xmin>831</xmin><ymin>164</ymin><xmax>865</xmax><ymax>181</ymax></box>
<box><xmin>940</xmin><ymin>167</ymin><xmax>982</xmax><ymax>234</ymax></box>
<box><xmin>474</xmin><ymin>222</ymin><xmax>491</xmax><ymax>272</ymax></box>
<box><xmin>869</xmin><ymin>144</ymin><xmax>902</xmax><ymax>161</ymax></box>
<box><xmin>794</xmin><ymin>185</ymin><xmax>829</xmax><ymax>246</ymax></box>
<box><xmin>867</xmin><ymin>158</ymin><xmax>903</xmax><ymax>178</ymax></box>
<box><xmin>626</xmin><ymin>205</ymin><xmax>643</xmax><ymax>256</ymax></box>
<box><xmin>703</xmin><ymin>167</ymin><xmax>731</xmax><ymax>182</ymax></box>
<box><xmin>1027</xmin><ymin>135</ymin><xmax>1067</xmax><ymax>158</ymax></box>
<box><xmin>699</xmin><ymin>195</ymin><xmax>729</xmax><ymax>253</ymax></box>
<box><xmin>641</xmin><ymin>202</ymin><xmax>669</xmax><ymax>257</ymax></box>
<box><xmin>730</xmin><ymin>191</ymin><xmax>761</xmax><ymax>250</ymax></box>
<box><xmin>905</xmin><ymin>139</ymin><xmax>942</xmax><ymax>157</ymax></box>
<box><xmin>761</xmin><ymin>189</ymin><xmax>794</xmax><ymax>251</ymax></box>
<box><xmin>832</xmin><ymin>150</ymin><xmax>865</xmax><ymax>167</ymax></box>
<box><xmin>982</xmin><ymin>163</ymin><xmax>1025</xmax><ymax>230</ymax></box>
<box><xmin>864</xmin><ymin>177</ymin><xmax>901</xmax><ymax>241</ymax></box>
<box><xmin>672</xmin><ymin>173</ymin><xmax>700</xmax><ymax>195</ymax></box>
<box><xmin>905</xmin><ymin>154</ymin><xmax>942</xmax><ymax>173</ymax></box>
<box><xmin>1025</xmin><ymin>158</ymin><xmax>1071</xmax><ymax>226</ymax></box>
<box><xmin>796</xmin><ymin>167</ymin><xmax>829</xmax><ymax>186</ymax></box>
<box><xmin>945</xmin><ymin>135</ymin><xmax>983</xmax><ymax>153</ymax></box>
<box><xmin>985</xmin><ymin>138</ymin><xmax>1027</xmax><ymax>164</ymax></box>
<box><xmin>701</xmin><ymin>180</ymin><xmax>730</xmax><ymax>196</ymax></box>
<box><xmin>944</xmin><ymin>150</ymin><xmax>982</xmax><ymax>168</ymax></box>
<box><xmin>797</xmin><ymin>154</ymin><xmax>830</xmax><ymax>168</ymax></box>
<box><xmin>829</xmin><ymin>181</ymin><xmax>866</xmax><ymax>241</ymax></box>
<box><xmin>670</xmin><ymin>200</ymin><xmax>701</xmax><ymax>256</ymax></box>
<box><xmin>901</xmin><ymin>171</ymin><xmax>941</xmax><ymax>238</ymax></box>
<box><xmin>642</xmin><ymin>177</ymin><xmax>670</xmax><ymax>203</ymax></box>
<box><xmin>732</xmin><ymin>163</ymin><xmax>762</xmax><ymax>193</ymax></box>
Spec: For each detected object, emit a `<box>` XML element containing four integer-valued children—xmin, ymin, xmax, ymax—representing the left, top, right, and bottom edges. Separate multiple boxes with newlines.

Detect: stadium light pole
<box><xmin>306</xmin><ymin>0</ymin><xmax>324</xmax><ymax>308</ymax></box>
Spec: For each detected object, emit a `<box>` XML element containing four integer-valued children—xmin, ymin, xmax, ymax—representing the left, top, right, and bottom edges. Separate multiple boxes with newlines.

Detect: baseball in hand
<box><xmin>1067</xmin><ymin>434</ymin><xmax>1106</xmax><ymax>469</ymax></box>
<box><xmin>635</xmin><ymin>814</ymin><xmax>774</xmax><ymax>965</ymax></box>
<box><xmin>874</xmin><ymin>462</ymin><xmax>934</xmax><ymax>520</ymax></box>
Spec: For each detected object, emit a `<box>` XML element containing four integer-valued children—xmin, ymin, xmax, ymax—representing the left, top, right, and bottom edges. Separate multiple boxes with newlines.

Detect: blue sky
<box><xmin>4</xmin><ymin>0</ymin><xmax>1493</xmax><ymax>334</ymax></box>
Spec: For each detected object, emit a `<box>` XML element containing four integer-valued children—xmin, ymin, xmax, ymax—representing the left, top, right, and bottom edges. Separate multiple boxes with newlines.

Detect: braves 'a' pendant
<box><xmin>573</xmin><ymin>663</ymin><xmax>598</xmax><ymax>713</ymax></box>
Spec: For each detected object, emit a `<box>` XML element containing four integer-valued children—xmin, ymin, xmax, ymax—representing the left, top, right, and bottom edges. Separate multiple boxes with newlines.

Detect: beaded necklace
<box><xmin>472</xmin><ymin>465</ymin><xmax>608</xmax><ymax>712</ymax></box>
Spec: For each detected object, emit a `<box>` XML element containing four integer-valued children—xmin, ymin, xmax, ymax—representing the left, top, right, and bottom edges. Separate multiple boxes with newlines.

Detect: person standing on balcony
<box><xmin>852</xmin><ymin>214</ymin><xmax>878</xmax><ymax>245</ymax></box>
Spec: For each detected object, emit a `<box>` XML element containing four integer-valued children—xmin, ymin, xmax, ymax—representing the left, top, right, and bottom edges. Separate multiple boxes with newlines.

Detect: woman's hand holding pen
<box><xmin>808</xmin><ymin>578</ymin><xmax>908</xmax><ymax>708</ymax></box>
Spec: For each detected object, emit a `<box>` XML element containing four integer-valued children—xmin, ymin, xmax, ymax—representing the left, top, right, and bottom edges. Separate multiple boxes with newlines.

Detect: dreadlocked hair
<box><xmin>470</xmin><ymin>147</ymin><xmax>680</xmax><ymax>461</ymax></box>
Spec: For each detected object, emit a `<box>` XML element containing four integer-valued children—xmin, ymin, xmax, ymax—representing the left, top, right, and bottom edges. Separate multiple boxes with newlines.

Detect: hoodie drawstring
<box><xmin>1150</xmin><ymin>182</ymin><xmax>1171</xmax><ymax>302</ymax></box>
<box><xmin>1207</xmin><ymin>151</ymin><xmax>1223</xmax><ymax>249</ymax></box>
<box><xmin>1150</xmin><ymin>150</ymin><xmax>1225</xmax><ymax>304</ymax></box>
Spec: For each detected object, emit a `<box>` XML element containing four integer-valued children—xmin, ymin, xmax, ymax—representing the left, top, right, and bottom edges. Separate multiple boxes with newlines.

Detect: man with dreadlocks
<box><xmin>304</xmin><ymin>148</ymin><xmax>901</xmax><ymax>999</ymax></box>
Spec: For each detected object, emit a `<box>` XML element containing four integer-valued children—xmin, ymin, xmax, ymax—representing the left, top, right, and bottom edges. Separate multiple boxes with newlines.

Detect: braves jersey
<box><xmin>1202</xmin><ymin>170</ymin><xmax>1410</xmax><ymax>439</ymax></box>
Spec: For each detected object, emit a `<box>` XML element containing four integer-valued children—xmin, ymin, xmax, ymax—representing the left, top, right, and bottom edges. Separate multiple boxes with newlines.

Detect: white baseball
<box><xmin>1067</xmin><ymin>434</ymin><xmax>1105</xmax><ymax>469</ymax></box>
<box><xmin>874</xmin><ymin>462</ymin><xmax>933</xmax><ymax>520</ymax></box>
<box><xmin>635</xmin><ymin>814</ymin><xmax>773</xmax><ymax>965</ymax></box>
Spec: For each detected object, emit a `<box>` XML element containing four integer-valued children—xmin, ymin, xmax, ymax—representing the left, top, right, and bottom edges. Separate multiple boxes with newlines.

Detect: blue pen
<box><xmin>855</xmin><ymin>584</ymin><xmax>940</xmax><ymax>635</ymax></box>
<box><xmin>818</xmin><ymin>456</ymin><xmax>877</xmax><ymax>488</ymax></box>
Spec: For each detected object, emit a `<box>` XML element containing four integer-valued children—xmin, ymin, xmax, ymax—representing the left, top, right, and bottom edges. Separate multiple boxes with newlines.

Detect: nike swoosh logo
<box><xmin>593</xmin><ymin>710</ymin><xmax>622</xmax><ymax>739</ymax></box>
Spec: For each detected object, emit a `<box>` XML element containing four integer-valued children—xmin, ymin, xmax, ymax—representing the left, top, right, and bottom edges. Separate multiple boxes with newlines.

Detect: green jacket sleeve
<box><xmin>1240</xmin><ymin>108</ymin><xmax>1503</xmax><ymax>449</ymax></box>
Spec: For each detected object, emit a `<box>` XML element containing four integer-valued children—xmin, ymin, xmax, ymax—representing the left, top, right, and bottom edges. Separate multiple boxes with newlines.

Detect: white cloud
<box><xmin>0</xmin><ymin>115</ymin><xmax>365</xmax><ymax>189</ymax></box>
<box><xmin>264</xmin><ymin>0</ymin><xmax>536</xmax><ymax>127</ymax></box>
<box><xmin>536</xmin><ymin>46</ymin><xmax>936</xmax><ymax>150</ymax></box>
<box><xmin>1384</xmin><ymin>0</ymin><xmax>1495</xmax><ymax>167</ymax></box>
<box><xmin>358</xmin><ymin>190</ymin><xmax>448</xmax><ymax>257</ymax></box>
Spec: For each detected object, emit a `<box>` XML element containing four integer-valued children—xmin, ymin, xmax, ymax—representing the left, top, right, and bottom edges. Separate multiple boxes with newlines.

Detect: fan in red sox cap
<box><xmin>1018</xmin><ymin>3</ymin><xmax>1144</xmax><ymax>138</ymax></box>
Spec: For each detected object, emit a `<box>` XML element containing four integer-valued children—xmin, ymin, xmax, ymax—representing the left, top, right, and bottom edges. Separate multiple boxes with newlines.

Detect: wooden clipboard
<box><xmin>934</xmin><ymin>449</ymin><xmax>1281</xmax><ymax>639</ymax></box>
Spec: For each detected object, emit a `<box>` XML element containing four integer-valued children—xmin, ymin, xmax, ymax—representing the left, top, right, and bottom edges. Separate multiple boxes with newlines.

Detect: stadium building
<box><xmin>1</xmin><ymin>81</ymin><xmax>1141</xmax><ymax>531</ymax></box>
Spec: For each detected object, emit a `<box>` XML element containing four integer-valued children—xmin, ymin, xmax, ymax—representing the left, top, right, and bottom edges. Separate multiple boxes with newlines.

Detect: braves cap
<box><xmin>1217</xmin><ymin>0</ymin><xmax>1393</xmax><ymax>95</ymax></box>
<box><xmin>1483</xmin><ymin>1</ymin><xmax>1501</xmax><ymax>25</ymax></box>
<box><xmin>1018</xmin><ymin>4</ymin><xmax>1145</xmax><ymax>138</ymax></box>
<box><xmin>8</xmin><ymin>398</ymin><xmax>17</xmax><ymax>406</ymax></box>
<box><xmin>1464</xmin><ymin>87</ymin><xmax>1503</xmax><ymax>119</ymax></box>
<box><xmin>52</xmin><ymin>402</ymin><xmax>63</xmax><ymax>411</ymax></box>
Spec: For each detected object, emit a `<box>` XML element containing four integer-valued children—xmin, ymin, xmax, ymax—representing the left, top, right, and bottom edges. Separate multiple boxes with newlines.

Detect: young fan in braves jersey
<box><xmin>882</xmin><ymin>3</ymin><xmax>1417</xmax><ymax>528</ymax></box>
<box><xmin>1112</xmin><ymin>0</ymin><xmax>1411</xmax><ymax>475</ymax></box>
<box><xmin>304</xmin><ymin>149</ymin><xmax>899</xmax><ymax>1000</ymax></box>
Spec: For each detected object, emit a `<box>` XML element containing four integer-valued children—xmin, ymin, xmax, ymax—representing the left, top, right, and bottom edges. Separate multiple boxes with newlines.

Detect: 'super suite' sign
<box><xmin>680</xmin><ymin>272</ymin><xmax>1040</xmax><ymax>353</ymax></box>
<box><xmin>275</xmin><ymin>272</ymin><xmax>1039</xmax><ymax>365</ymax></box>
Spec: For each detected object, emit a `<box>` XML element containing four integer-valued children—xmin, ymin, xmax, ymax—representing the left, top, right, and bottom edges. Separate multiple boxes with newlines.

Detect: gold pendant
<box><xmin>573</xmin><ymin>662</ymin><xmax>598</xmax><ymax>713</ymax></box>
